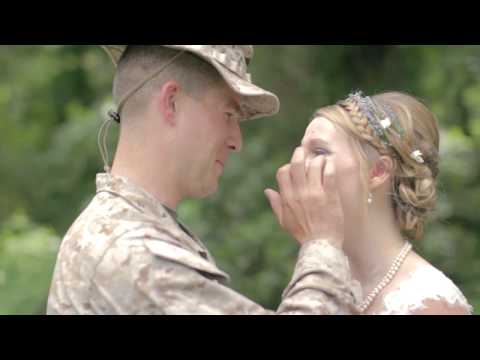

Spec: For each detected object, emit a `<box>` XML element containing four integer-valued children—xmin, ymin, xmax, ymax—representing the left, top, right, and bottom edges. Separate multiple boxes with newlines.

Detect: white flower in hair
<box><xmin>410</xmin><ymin>150</ymin><xmax>425</xmax><ymax>164</ymax></box>
<box><xmin>380</xmin><ymin>117</ymin><xmax>392</xmax><ymax>130</ymax></box>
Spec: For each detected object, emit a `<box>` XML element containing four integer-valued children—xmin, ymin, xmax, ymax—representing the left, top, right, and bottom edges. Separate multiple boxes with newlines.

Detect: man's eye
<box><xmin>226</xmin><ymin>112</ymin><xmax>240</xmax><ymax>122</ymax></box>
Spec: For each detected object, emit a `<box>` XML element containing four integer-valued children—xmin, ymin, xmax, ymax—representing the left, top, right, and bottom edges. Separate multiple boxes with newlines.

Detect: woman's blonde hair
<box><xmin>315</xmin><ymin>91</ymin><xmax>440</xmax><ymax>241</ymax></box>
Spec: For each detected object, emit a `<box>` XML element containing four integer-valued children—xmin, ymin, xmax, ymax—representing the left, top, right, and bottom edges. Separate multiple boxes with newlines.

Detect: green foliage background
<box><xmin>0</xmin><ymin>45</ymin><xmax>478</xmax><ymax>314</ymax></box>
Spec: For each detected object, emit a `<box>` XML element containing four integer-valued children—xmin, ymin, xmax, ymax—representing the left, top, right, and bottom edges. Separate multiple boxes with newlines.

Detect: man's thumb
<box><xmin>265</xmin><ymin>189</ymin><xmax>283</xmax><ymax>225</ymax></box>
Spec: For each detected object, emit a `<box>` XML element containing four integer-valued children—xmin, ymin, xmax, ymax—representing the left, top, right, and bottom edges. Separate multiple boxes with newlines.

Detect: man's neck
<box><xmin>111</xmin><ymin>146</ymin><xmax>183</xmax><ymax>211</ymax></box>
<box><xmin>110</xmin><ymin>113</ymin><xmax>186</xmax><ymax>210</ymax></box>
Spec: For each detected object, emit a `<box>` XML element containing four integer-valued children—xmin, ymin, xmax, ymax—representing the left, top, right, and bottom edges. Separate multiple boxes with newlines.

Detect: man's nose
<box><xmin>227</xmin><ymin>121</ymin><xmax>243</xmax><ymax>153</ymax></box>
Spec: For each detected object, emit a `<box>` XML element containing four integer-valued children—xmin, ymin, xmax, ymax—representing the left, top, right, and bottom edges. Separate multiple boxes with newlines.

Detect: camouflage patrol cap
<box><xmin>101</xmin><ymin>45</ymin><xmax>280</xmax><ymax>120</ymax></box>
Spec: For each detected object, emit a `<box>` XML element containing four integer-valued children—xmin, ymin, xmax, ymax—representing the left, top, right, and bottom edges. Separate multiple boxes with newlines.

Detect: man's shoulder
<box><xmin>59</xmin><ymin>190</ymin><xmax>178</xmax><ymax>261</ymax></box>
<box><xmin>93</xmin><ymin>226</ymin><xmax>230</xmax><ymax>284</ymax></box>
<box><xmin>61</xmin><ymin>190</ymin><xmax>229</xmax><ymax>282</ymax></box>
<box><xmin>69</xmin><ymin>190</ymin><xmax>176</xmax><ymax>233</ymax></box>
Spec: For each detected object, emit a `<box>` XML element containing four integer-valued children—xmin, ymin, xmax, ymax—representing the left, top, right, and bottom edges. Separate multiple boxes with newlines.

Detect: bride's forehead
<box><xmin>304</xmin><ymin>116</ymin><xmax>339</xmax><ymax>139</ymax></box>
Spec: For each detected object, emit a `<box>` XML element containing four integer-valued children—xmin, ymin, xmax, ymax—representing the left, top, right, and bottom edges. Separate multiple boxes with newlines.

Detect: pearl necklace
<box><xmin>357</xmin><ymin>242</ymin><xmax>412</xmax><ymax>313</ymax></box>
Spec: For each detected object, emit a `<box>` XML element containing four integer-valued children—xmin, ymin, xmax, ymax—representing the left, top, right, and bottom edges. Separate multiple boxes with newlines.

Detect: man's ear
<box><xmin>155</xmin><ymin>80</ymin><xmax>181</xmax><ymax>126</ymax></box>
<box><xmin>370</xmin><ymin>155</ymin><xmax>394</xmax><ymax>190</ymax></box>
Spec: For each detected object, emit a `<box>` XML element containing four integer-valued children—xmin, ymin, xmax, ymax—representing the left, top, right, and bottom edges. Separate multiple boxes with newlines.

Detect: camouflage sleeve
<box><xmin>279</xmin><ymin>239</ymin><xmax>362</xmax><ymax>315</ymax></box>
<box><xmin>134</xmin><ymin>238</ymin><xmax>361</xmax><ymax>315</ymax></box>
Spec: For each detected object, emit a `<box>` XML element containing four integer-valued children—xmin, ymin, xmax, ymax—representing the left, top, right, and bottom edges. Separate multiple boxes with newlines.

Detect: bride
<box><xmin>266</xmin><ymin>91</ymin><xmax>473</xmax><ymax>315</ymax></box>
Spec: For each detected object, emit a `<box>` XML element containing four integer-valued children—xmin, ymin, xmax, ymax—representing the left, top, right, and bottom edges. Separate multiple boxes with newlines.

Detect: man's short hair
<box><xmin>113</xmin><ymin>46</ymin><xmax>224</xmax><ymax>119</ymax></box>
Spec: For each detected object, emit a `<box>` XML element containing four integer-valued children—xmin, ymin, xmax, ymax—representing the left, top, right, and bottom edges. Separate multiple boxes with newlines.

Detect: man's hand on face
<box><xmin>265</xmin><ymin>147</ymin><xmax>345</xmax><ymax>249</ymax></box>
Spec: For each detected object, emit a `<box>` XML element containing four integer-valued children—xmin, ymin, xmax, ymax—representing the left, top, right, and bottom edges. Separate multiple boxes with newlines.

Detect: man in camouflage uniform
<box><xmin>47</xmin><ymin>45</ymin><xmax>361</xmax><ymax>315</ymax></box>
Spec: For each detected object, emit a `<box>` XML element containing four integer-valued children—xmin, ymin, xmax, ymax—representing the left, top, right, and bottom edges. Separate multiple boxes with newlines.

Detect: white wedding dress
<box><xmin>369</xmin><ymin>263</ymin><xmax>473</xmax><ymax>315</ymax></box>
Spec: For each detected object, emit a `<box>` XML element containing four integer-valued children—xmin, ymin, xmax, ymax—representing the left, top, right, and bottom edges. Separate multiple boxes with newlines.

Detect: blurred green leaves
<box><xmin>0</xmin><ymin>45</ymin><xmax>478</xmax><ymax>314</ymax></box>
<box><xmin>0</xmin><ymin>210</ymin><xmax>59</xmax><ymax>314</ymax></box>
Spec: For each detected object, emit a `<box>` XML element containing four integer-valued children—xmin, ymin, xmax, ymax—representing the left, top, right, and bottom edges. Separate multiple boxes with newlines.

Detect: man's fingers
<box><xmin>265</xmin><ymin>189</ymin><xmax>283</xmax><ymax>226</ymax></box>
<box><xmin>290</xmin><ymin>147</ymin><xmax>307</xmax><ymax>191</ymax></box>
<box><xmin>276</xmin><ymin>164</ymin><xmax>293</xmax><ymax>202</ymax></box>
<box><xmin>323</xmin><ymin>159</ymin><xmax>338</xmax><ymax>197</ymax></box>
<box><xmin>307</xmin><ymin>155</ymin><xmax>326</xmax><ymax>190</ymax></box>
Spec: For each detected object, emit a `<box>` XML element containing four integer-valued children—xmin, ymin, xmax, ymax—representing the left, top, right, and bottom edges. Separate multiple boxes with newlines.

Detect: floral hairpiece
<box><xmin>340</xmin><ymin>91</ymin><xmax>425</xmax><ymax>165</ymax></box>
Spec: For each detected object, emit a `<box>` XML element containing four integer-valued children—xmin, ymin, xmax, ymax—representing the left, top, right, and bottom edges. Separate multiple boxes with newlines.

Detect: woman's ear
<box><xmin>370</xmin><ymin>156</ymin><xmax>394</xmax><ymax>190</ymax></box>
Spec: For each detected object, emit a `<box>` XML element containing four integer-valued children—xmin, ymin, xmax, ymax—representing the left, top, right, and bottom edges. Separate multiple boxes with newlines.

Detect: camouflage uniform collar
<box><xmin>96</xmin><ymin>172</ymin><xmax>177</xmax><ymax>220</ymax></box>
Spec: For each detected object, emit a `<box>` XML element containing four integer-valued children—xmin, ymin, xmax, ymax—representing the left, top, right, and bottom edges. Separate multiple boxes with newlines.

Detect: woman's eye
<box><xmin>313</xmin><ymin>148</ymin><xmax>330</xmax><ymax>156</ymax></box>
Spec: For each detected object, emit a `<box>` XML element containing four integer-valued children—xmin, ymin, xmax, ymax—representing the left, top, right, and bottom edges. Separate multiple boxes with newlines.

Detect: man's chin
<box><xmin>191</xmin><ymin>181</ymin><xmax>219</xmax><ymax>199</ymax></box>
<box><xmin>204</xmin><ymin>183</ymin><xmax>219</xmax><ymax>198</ymax></box>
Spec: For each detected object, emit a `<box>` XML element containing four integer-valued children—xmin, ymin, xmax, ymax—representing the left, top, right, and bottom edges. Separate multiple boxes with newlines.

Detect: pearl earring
<box><xmin>367</xmin><ymin>193</ymin><xmax>373</xmax><ymax>205</ymax></box>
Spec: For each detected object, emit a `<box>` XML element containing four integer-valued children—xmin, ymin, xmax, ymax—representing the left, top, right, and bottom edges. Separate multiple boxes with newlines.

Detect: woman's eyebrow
<box><xmin>302</xmin><ymin>138</ymin><xmax>330</xmax><ymax>147</ymax></box>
